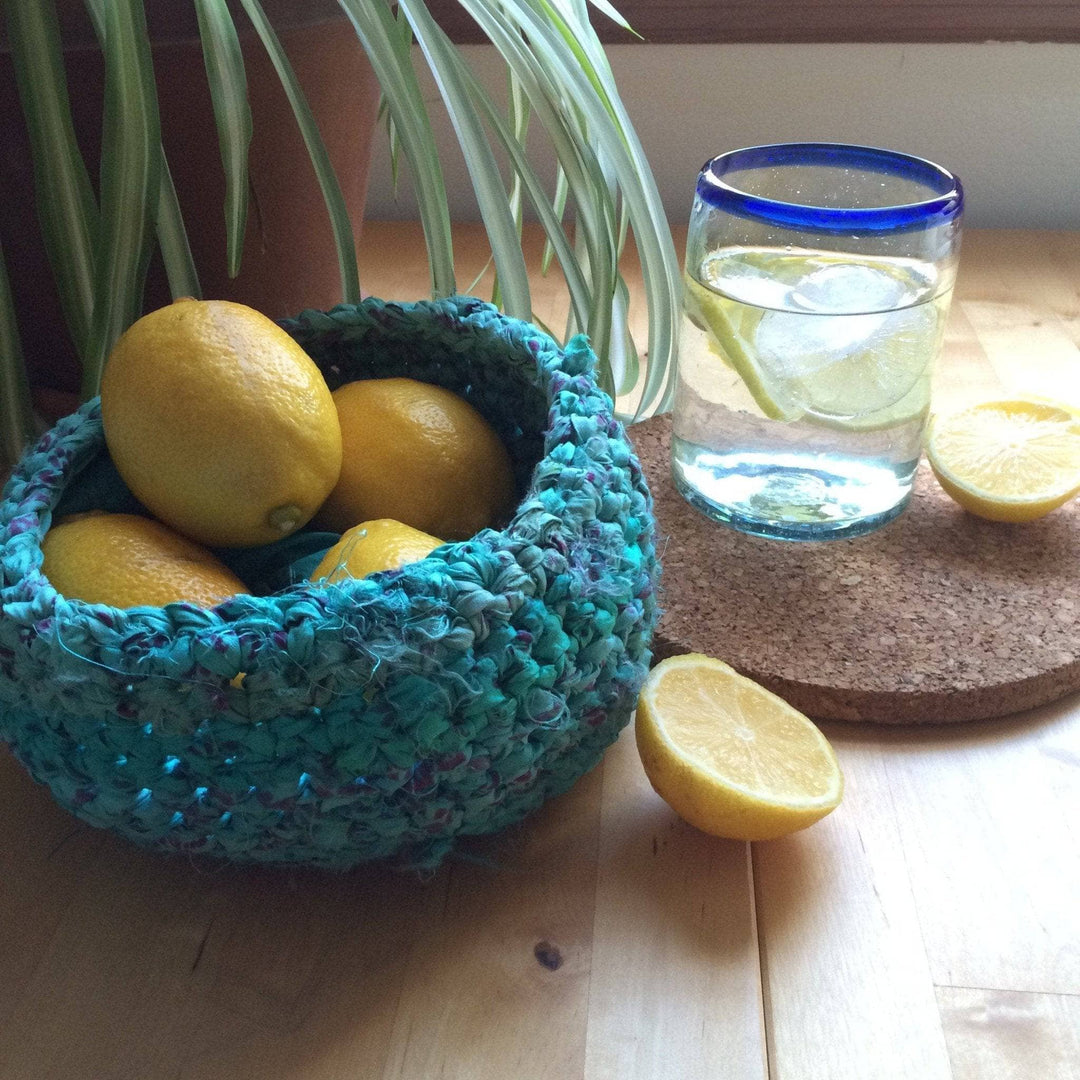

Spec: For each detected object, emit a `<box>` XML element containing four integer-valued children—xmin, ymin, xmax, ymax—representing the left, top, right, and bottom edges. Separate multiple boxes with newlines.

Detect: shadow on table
<box><xmin>818</xmin><ymin>685</ymin><xmax>1080</xmax><ymax>751</ymax></box>
<box><xmin>1</xmin><ymin>749</ymin><xmax>613</xmax><ymax>1079</ymax></box>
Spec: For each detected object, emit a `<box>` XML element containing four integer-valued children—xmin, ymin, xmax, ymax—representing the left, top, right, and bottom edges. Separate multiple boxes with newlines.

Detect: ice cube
<box><xmin>791</xmin><ymin>262</ymin><xmax>908</xmax><ymax>315</ymax></box>
<box><xmin>703</xmin><ymin>251</ymin><xmax>800</xmax><ymax>310</ymax></box>
<box><xmin>755</xmin><ymin>309</ymin><xmax>890</xmax><ymax>377</ymax></box>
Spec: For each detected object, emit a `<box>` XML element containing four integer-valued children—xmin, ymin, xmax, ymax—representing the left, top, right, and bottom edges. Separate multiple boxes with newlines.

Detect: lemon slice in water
<box><xmin>682</xmin><ymin>273</ymin><xmax>801</xmax><ymax>421</ymax></box>
<box><xmin>685</xmin><ymin>253</ymin><xmax>940</xmax><ymax>432</ymax></box>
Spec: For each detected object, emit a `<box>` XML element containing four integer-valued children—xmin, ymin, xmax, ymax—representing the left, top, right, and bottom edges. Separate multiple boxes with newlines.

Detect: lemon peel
<box><xmin>317</xmin><ymin>378</ymin><xmax>516</xmax><ymax>540</ymax></box>
<box><xmin>310</xmin><ymin>519</ymin><xmax>443</xmax><ymax>583</ymax></box>
<box><xmin>101</xmin><ymin>298</ymin><xmax>342</xmax><ymax>549</ymax></box>
<box><xmin>41</xmin><ymin>513</ymin><xmax>245</xmax><ymax>609</ymax></box>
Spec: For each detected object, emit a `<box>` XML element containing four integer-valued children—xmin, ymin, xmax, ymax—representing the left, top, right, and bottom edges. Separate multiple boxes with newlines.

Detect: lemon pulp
<box><xmin>635</xmin><ymin>654</ymin><xmax>843</xmax><ymax>841</ymax></box>
<box><xmin>682</xmin><ymin>250</ymin><xmax>941</xmax><ymax>433</ymax></box>
<box><xmin>926</xmin><ymin>398</ymin><xmax>1080</xmax><ymax>522</ymax></box>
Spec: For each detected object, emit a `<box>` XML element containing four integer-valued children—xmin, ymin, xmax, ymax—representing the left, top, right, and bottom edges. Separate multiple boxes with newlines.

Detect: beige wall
<box><xmin>365</xmin><ymin>41</ymin><xmax>1080</xmax><ymax>229</ymax></box>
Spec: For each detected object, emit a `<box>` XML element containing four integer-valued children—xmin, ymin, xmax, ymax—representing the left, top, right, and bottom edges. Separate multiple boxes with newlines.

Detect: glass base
<box><xmin>671</xmin><ymin>450</ymin><xmax>913</xmax><ymax>541</ymax></box>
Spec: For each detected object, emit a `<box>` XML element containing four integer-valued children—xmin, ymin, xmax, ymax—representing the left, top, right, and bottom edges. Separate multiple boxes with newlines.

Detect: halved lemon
<box><xmin>926</xmin><ymin>398</ymin><xmax>1080</xmax><ymax>523</ymax></box>
<box><xmin>635</xmin><ymin>654</ymin><xmax>844</xmax><ymax>841</ymax></box>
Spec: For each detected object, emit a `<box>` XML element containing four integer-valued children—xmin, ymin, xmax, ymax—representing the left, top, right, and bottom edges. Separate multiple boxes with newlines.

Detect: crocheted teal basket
<box><xmin>0</xmin><ymin>297</ymin><xmax>658</xmax><ymax>870</ymax></box>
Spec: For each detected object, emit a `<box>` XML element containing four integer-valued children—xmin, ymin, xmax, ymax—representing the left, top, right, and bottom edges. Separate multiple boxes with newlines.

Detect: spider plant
<box><xmin>1</xmin><ymin>0</ymin><xmax>681</xmax><ymax>470</ymax></box>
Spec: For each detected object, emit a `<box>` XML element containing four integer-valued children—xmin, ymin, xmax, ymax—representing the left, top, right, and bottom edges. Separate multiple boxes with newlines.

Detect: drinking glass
<box><xmin>672</xmin><ymin>142</ymin><xmax>963</xmax><ymax>540</ymax></box>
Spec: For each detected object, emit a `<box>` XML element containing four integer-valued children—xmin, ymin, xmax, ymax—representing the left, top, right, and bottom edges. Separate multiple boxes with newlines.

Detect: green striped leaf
<box><xmin>0</xmin><ymin>240</ymin><xmax>36</xmax><ymax>468</ymax></box>
<box><xmin>542</xmin><ymin>167</ymin><xmax>570</xmax><ymax>277</ymax></box>
<box><xmin>83</xmin><ymin>0</ymin><xmax>201</xmax><ymax>303</ymax></box>
<box><xmin>492</xmin><ymin>67</ymin><xmax>530</xmax><ymax>311</ymax></box>
<box><xmin>457</xmin><ymin>0</ymin><xmax>621</xmax><ymax>376</ymax></box>
<box><xmin>83</xmin><ymin>0</ymin><xmax>162</xmax><ymax>398</ymax></box>
<box><xmin>335</xmin><ymin>0</ymin><xmax>457</xmax><ymax>299</ymax></box>
<box><xmin>454</xmin><ymin>59</ymin><xmax>592</xmax><ymax>334</ymax></box>
<box><xmin>398</xmin><ymin>0</ymin><xmax>532</xmax><ymax>319</ymax></box>
<box><xmin>490</xmin><ymin>0</ymin><xmax>681</xmax><ymax>418</ymax></box>
<box><xmin>154</xmin><ymin>155</ymin><xmax>202</xmax><ymax>300</ymax></box>
<box><xmin>581</xmin><ymin>0</ymin><xmax>638</xmax><ymax>35</ymax></box>
<box><xmin>194</xmin><ymin>0</ymin><xmax>253</xmax><ymax>279</ymax></box>
<box><xmin>5</xmin><ymin>0</ymin><xmax>99</xmax><ymax>362</ymax></box>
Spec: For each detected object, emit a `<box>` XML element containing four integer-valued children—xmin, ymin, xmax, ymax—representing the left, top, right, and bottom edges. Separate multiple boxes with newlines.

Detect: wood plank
<box><xmin>0</xmin><ymin>839</ymin><xmax>231</xmax><ymax>1080</ymax></box>
<box><xmin>0</xmin><ymin>745</ymin><xmax>439</xmax><ymax>1080</ymax></box>
<box><xmin>937</xmin><ymin>986</ymin><xmax>1080</xmax><ymax>1080</ymax></box>
<box><xmin>752</xmin><ymin>731</ymin><xmax>953</xmax><ymax>1080</ymax></box>
<box><xmin>178</xmin><ymin>864</ymin><xmax>435</xmax><ymax>1080</ymax></box>
<box><xmin>962</xmin><ymin>300</ymin><xmax>1080</xmax><ymax>409</ymax></box>
<box><xmin>933</xmin><ymin>297</ymin><xmax>1003</xmax><ymax>413</ymax></box>
<box><xmin>377</xmin><ymin>766</ymin><xmax>605</xmax><ymax>1080</ymax></box>
<box><xmin>974</xmin><ymin>231</ymin><xmax>1080</xmax><ymax>331</ymax></box>
<box><xmin>946</xmin><ymin>230</ymin><xmax>1080</xmax><ymax>408</ymax></box>
<box><xmin>878</xmin><ymin>697</ymin><xmax>1080</xmax><ymax>995</ymax></box>
<box><xmin>585</xmin><ymin>727</ymin><xmax>767</xmax><ymax>1080</ymax></box>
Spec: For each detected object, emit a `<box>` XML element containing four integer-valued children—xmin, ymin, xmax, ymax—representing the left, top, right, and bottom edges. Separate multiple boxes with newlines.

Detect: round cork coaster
<box><xmin>632</xmin><ymin>413</ymin><xmax>1080</xmax><ymax>724</ymax></box>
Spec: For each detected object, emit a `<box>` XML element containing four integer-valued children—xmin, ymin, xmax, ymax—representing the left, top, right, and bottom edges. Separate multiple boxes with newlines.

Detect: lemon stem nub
<box><xmin>268</xmin><ymin>505</ymin><xmax>303</xmax><ymax>535</ymax></box>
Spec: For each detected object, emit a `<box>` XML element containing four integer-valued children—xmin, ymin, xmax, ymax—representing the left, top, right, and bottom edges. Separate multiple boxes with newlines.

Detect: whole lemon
<box><xmin>41</xmin><ymin>513</ymin><xmax>246</xmax><ymax>609</ymax></box>
<box><xmin>317</xmin><ymin>378</ymin><xmax>516</xmax><ymax>539</ymax></box>
<box><xmin>309</xmin><ymin>519</ymin><xmax>443</xmax><ymax>584</ymax></box>
<box><xmin>101</xmin><ymin>298</ymin><xmax>342</xmax><ymax>548</ymax></box>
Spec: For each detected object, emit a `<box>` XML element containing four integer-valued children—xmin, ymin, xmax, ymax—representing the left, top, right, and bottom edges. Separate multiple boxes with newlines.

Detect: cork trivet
<box><xmin>632</xmin><ymin>413</ymin><xmax>1080</xmax><ymax>724</ymax></box>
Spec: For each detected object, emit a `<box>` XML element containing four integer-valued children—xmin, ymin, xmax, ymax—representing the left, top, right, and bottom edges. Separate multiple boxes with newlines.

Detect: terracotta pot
<box><xmin>0</xmin><ymin>1</ymin><xmax>381</xmax><ymax>401</ymax></box>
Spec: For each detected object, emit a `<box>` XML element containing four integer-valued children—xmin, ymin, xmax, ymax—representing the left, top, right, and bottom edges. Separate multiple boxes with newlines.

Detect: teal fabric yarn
<box><xmin>0</xmin><ymin>297</ymin><xmax>659</xmax><ymax>870</ymax></box>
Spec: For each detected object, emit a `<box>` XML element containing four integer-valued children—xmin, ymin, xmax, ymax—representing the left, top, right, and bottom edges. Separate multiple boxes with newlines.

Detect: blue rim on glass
<box><xmin>697</xmin><ymin>142</ymin><xmax>964</xmax><ymax>233</ymax></box>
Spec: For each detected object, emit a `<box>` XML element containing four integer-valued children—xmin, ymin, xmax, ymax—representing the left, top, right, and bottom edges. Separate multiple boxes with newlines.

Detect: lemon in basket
<box><xmin>309</xmin><ymin>519</ymin><xmax>443</xmax><ymax>583</ymax></box>
<box><xmin>101</xmin><ymin>298</ymin><xmax>342</xmax><ymax>548</ymax></box>
<box><xmin>926</xmin><ymin>398</ymin><xmax>1080</xmax><ymax>522</ymax></box>
<box><xmin>635</xmin><ymin>654</ymin><xmax>843</xmax><ymax>841</ymax></box>
<box><xmin>317</xmin><ymin>377</ymin><xmax>516</xmax><ymax>540</ymax></box>
<box><xmin>41</xmin><ymin>512</ymin><xmax>245</xmax><ymax>609</ymax></box>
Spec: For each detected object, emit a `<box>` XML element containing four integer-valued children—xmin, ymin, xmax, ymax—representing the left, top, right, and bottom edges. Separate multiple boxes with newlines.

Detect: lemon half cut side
<box><xmin>926</xmin><ymin>398</ymin><xmax>1080</xmax><ymax>522</ymax></box>
<box><xmin>635</xmin><ymin>654</ymin><xmax>844</xmax><ymax>842</ymax></box>
<box><xmin>682</xmin><ymin>272</ymin><xmax>802</xmax><ymax>422</ymax></box>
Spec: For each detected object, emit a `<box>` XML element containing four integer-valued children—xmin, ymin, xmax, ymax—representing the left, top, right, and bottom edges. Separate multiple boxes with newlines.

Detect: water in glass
<box><xmin>673</xmin><ymin>244</ymin><xmax>951</xmax><ymax>539</ymax></box>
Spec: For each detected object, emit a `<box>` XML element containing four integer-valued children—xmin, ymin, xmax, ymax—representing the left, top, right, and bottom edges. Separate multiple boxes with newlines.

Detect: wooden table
<box><xmin>2</xmin><ymin>225</ymin><xmax>1078</xmax><ymax>1080</ymax></box>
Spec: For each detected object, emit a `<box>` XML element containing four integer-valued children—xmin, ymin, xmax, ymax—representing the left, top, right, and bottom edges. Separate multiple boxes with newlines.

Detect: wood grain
<box><xmin>878</xmin><ymin>697</ymin><xmax>1080</xmax><ymax>994</ymax></box>
<box><xmin>937</xmin><ymin>987</ymin><xmax>1080</xmax><ymax>1080</ymax></box>
<box><xmin>586</xmin><ymin>729</ymin><xmax>766</xmax><ymax>1080</ymax></box>
<box><xmin>752</xmin><ymin>731</ymin><xmax>954</xmax><ymax>1080</ymax></box>
<box><xmin>378</xmin><ymin>772</ymin><xmax>603</xmax><ymax>1080</ymax></box>
<box><xmin>2</xmin><ymin>224</ymin><xmax>1079</xmax><ymax>1080</ymax></box>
